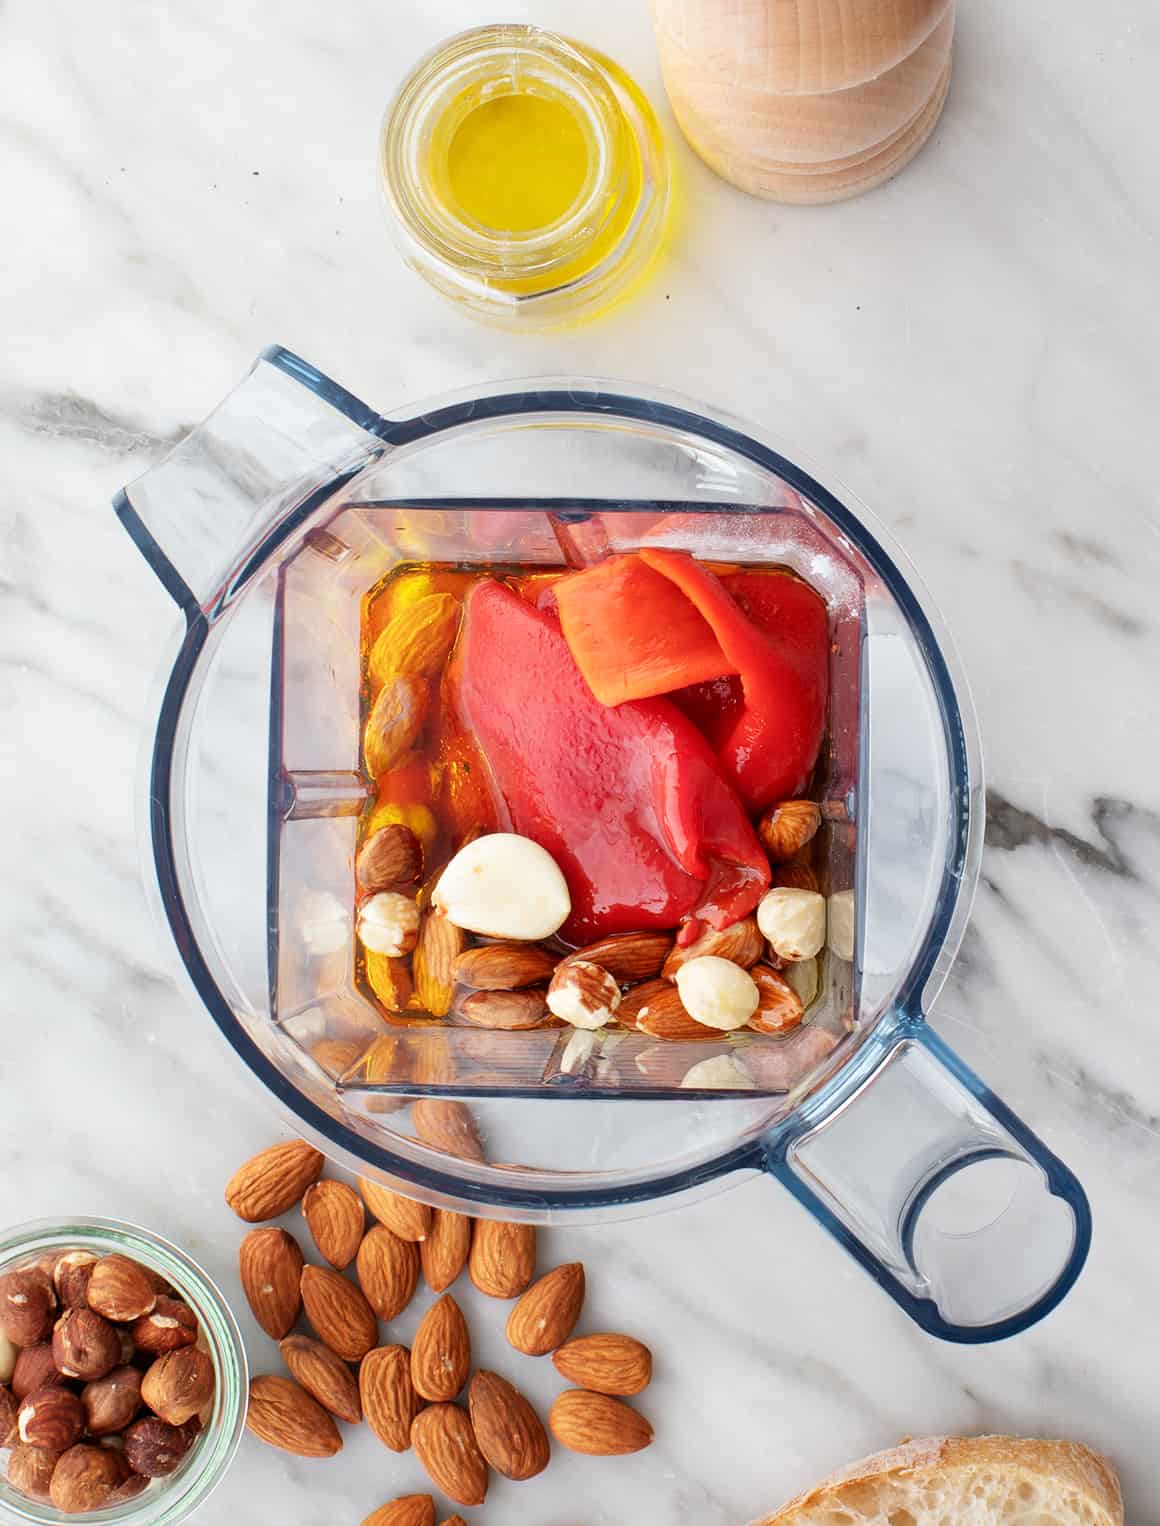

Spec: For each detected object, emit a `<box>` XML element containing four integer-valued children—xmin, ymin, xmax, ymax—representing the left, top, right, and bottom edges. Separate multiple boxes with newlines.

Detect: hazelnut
<box><xmin>357</xmin><ymin>891</ymin><xmax>420</xmax><ymax>956</ymax></box>
<box><xmin>757</xmin><ymin>798</ymin><xmax>821</xmax><ymax>862</ymax></box>
<box><xmin>86</xmin><ymin>1255</ymin><xmax>157</xmax><ymax>1323</ymax></box>
<box><xmin>11</xmin><ymin>1342</ymin><xmax>61</xmax><ymax>1400</ymax></box>
<box><xmin>6</xmin><ymin>1443</ymin><xmax>62</xmax><ymax>1502</ymax></box>
<box><xmin>673</xmin><ymin>956</ymin><xmax>760</xmax><ymax>1030</ymax></box>
<box><xmin>49</xmin><ymin>1443</ymin><xmax>128</xmax><ymax>1514</ymax></box>
<box><xmin>17</xmin><ymin>1384</ymin><xmax>84</xmax><ymax>1450</ymax></box>
<box><xmin>82</xmin><ymin>1365</ymin><xmax>143</xmax><ymax>1435</ymax></box>
<box><xmin>432</xmin><ymin>832</ymin><xmax>571</xmax><ymax>939</ymax></box>
<box><xmin>756</xmin><ymin>887</ymin><xmax>827</xmax><ymax>961</ymax></box>
<box><xmin>1</xmin><ymin>1382</ymin><xmax>17</xmax><ymax>1446</ymax></box>
<box><xmin>140</xmin><ymin>1347</ymin><xmax>214</xmax><ymax>1426</ymax></box>
<box><xmin>53</xmin><ymin>1308</ymin><xmax>121</xmax><ymax>1382</ymax></box>
<box><xmin>131</xmin><ymin>1297</ymin><xmax>199</xmax><ymax>1356</ymax></box>
<box><xmin>122</xmin><ymin>1414</ymin><xmax>197</xmax><ymax>1478</ymax></box>
<box><xmin>547</xmin><ymin>960</ymin><xmax>621</xmax><ymax>1030</ymax></box>
<box><xmin>0</xmin><ymin>1267</ymin><xmax>56</xmax><ymax>1346</ymax></box>
<box><xmin>0</xmin><ymin>1328</ymin><xmax>16</xmax><ymax>1384</ymax></box>
<box><xmin>53</xmin><ymin>1251</ymin><xmax>97</xmax><ymax>1310</ymax></box>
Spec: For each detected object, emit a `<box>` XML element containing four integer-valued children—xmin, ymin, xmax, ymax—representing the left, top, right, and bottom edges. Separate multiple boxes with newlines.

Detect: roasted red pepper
<box><xmin>449</xmin><ymin>580</ymin><xmax>769</xmax><ymax>944</ymax></box>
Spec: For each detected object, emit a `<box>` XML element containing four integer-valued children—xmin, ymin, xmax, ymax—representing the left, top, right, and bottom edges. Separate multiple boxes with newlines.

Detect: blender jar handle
<box><xmin>114</xmin><ymin>347</ymin><xmax>385</xmax><ymax>619</ymax></box>
<box><xmin>765</xmin><ymin>1015</ymin><xmax>1091</xmax><ymax>1341</ymax></box>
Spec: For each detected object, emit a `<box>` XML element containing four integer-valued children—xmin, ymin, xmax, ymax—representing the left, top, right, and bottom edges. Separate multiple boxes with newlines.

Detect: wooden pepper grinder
<box><xmin>650</xmin><ymin>0</ymin><xmax>954</xmax><ymax>203</ymax></box>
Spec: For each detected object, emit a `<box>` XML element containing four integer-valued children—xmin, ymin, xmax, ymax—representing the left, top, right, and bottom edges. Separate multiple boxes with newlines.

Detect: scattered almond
<box><xmin>411</xmin><ymin>1403</ymin><xmax>489</xmax><ymax>1507</ymax></box>
<box><xmin>619</xmin><ymin>980</ymin><xmax>721</xmax><ymax>1041</ymax></box>
<box><xmin>358</xmin><ymin>1179</ymin><xmax>433</xmax><ymax>1243</ymax></box>
<box><xmin>369</xmin><ymin>592</ymin><xmax>462</xmax><ymax>685</ymax></box>
<box><xmin>552</xmin><ymin>1333</ymin><xmax>653</xmax><ymax>1396</ymax></box>
<box><xmin>747</xmin><ymin>963</ymin><xmax>805</xmax><ymax>1034</ymax></box>
<box><xmin>356</xmin><ymin>1225</ymin><xmax>421</xmax><ymax>1321</ymax></box>
<box><xmin>225</xmin><ymin>1140</ymin><xmax>325</xmax><ymax>1222</ymax></box>
<box><xmin>357</xmin><ymin>822</ymin><xmax>424</xmax><ymax>893</ymax></box>
<box><xmin>360</xmin><ymin>1344</ymin><xmax>423</xmax><ymax>1453</ymax></box>
<box><xmin>758</xmin><ymin>799</ymin><xmax>821</xmax><ymax>862</ymax></box>
<box><xmin>559</xmin><ymin>931</ymin><xmax>673</xmax><ymax>983</ymax></box>
<box><xmin>468</xmin><ymin>1370</ymin><xmax>550</xmax><ymax>1481</ymax></box>
<box><xmin>506</xmin><ymin>1263</ymin><xmax>585</xmax><ymax>1356</ymax></box>
<box><xmin>411</xmin><ymin>1100</ymin><xmax>485</xmax><ymax>1161</ymax></box>
<box><xmin>454</xmin><ymin>987</ymin><xmax>550</xmax><ymax>1030</ymax></box>
<box><xmin>548</xmin><ymin>1389</ymin><xmax>653</xmax><ymax>1455</ymax></box>
<box><xmin>238</xmin><ymin>1227</ymin><xmax>304</xmax><ymax>1340</ymax></box>
<box><xmin>246</xmin><ymin>1374</ymin><xmax>342</xmax><ymax>1458</ymax></box>
<box><xmin>420</xmin><ymin>1211</ymin><xmax>473</xmax><ymax>1294</ymax></box>
<box><xmin>279</xmin><ymin>1335</ymin><xmax>361</xmax><ymax>1424</ymax></box>
<box><xmin>453</xmin><ymin>943</ymin><xmax>557</xmax><ymax>990</ymax></box>
<box><xmin>410</xmin><ymin>1295</ymin><xmax>470</xmax><ymax>1402</ymax></box>
<box><xmin>361</xmin><ymin>1496</ymin><xmax>436</xmax><ymax>1526</ymax></box>
<box><xmin>468</xmin><ymin>1221</ymin><xmax>536</xmax><ymax>1299</ymax></box>
<box><xmin>661</xmin><ymin>915</ymin><xmax>764</xmax><ymax>977</ymax></box>
<box><xmin>413</xmin><ymin>912</ymin><xmax>467</xmax><ymax>1018</ymax></box>
<box><xmin>302</xmin><ymin>1180</ymin><xmax>365</xmax><ymax>1269</ymax></box>
<box><xmin>365</xmin><ymin>675</ymin><xmax>431</xmax><ymax>777</ymax></box>
<box><xmin>300</xmin><ymin>1266</ymin><xmax>377</xmax><ymax>1363</ymax></box>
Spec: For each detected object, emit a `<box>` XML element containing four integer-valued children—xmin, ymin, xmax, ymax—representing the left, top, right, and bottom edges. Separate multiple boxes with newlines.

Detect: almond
<box><xmin>310</xmin><ymin>1037</ymin><xmax>365</xmax><ymax>1078</ymax></box>
<box><xmin>662</xmin><ymin>915</ymin><xmax>764</xmax><ymax>978</ymax></box>
<box><xmin>552</xmin><ymin>1332</ymin><xmax>653</xmax><ymax>1395</ymax></box>
<box><xmin>365</xmin><ymin>675</ymin><xmax>431</xmax><ymax>777</ymax></box>
<box><xmin>86</xmin><ymin>1255</ymin><xmax>157</xmax><ymax>1323</ymax></box>
<box><xmin>358</xmin><ymin>1179</ymin><xmax>432</xmax><ymax>1243</ymax></box>
<box><xmin>239</xmin><ymin>1227</ymin><xmax>304</xmax><ymax>1340</ymax></box>
<box><xmin>452</xmin><ymin>943</ymin><xmax>556</xmax><ymax>991</ymax></box>
<box><xmin>453</xmin><ymin>987</ymin><xmax>549</xmax><ymax>1030</ymax></box>
<box><xmin>279</xmin><ymin>1335</ymin><xmax>361</xmax><ymax>1424</ymax></box>
<box><xmin>410</xmin><ymin>1295</ymin><xmax>470</xmax><ymax>1403</ymax></box>
<box><xmin>758</xmin><ymin>798</ymin><xmax>822</xmax><ymax>862</ymax></box>
<box><xmin>362</xmin><ymin>1031</ymin><xmax>411</xmax><ymax>1115</ymax></box>
<box><xmin>356</xmin><ymin>1226</ymin><xmax>420</xmax><ymax>1321</ymax></box>
<box><xmin>468</xmin><ymin>1221</ymin><xmax>536</xmax><ymax>1299</ymax></box>
<box><xmin>410</xmin><ymin>1030</ymin><xmax>459</xmax><ymax>1087</ymax></box>
<box><xmin>548</xmin><ymin>1389</ymin><xmax>653</xmax><ymax>1455</ymax></box>
<box><xmin>468</xmin><ymin>1370</ymin><xmax>550</xmax><ymax>1481</ymax></box>
<box><xmin>411</xmin><ymin>1100</ymin><xmax>485</xmax><ymax>1161</ymax></box>
<box><xmin>300</xmin><ymin>1266</ymin><xmax>377</xmax><ymax>1363</ymax></box>
<box><xmin>303</xmin><ymin>1180</ymin><xmax>365</xmax><ymax>1269</ymax></box>
<box><xmin>369</xmin><ymin>592</ymin><xmax>462</xmax><ymax>685</ymax></box>
<box><xmin>560</xmin><ymin>931</ymin><xmax>674</xmax><ymax>983</ymax></box>
<box><xmin>357</xmin><ymin>822</ymin><xmax>424</xmax><ymax>893</ymax></box>
<box><xmin>360</xmin><ymin>1344</ymin><xmax>423</xmax><ymax>1453</ymax></box>
<box><xmin>747</xmin><ymin>963</ymin><xmax>805</xmax><ymax>1034</ymax></box>
<box><xmin>362</xmin><ymin>1497</ymin><xmax>436</xmax><ymax>1526</ymax></box>
<box><xmin>365</xmin><ymin>951</ymin><xmax>415</xmax><ymax>1015</ymax></box>
<box><xmin>505</xmin><ymin>1262</ymin><xmax>585</xmax><ymax>1356</ymax></box>
<box><xmin>225</xmin><ymin>1140</ymin><xmax>325</xmax><ymax>1222</ymax></box>
<box><xmin>410</xmin><ymin>1403</ymin><xmax>488</xmax><ymax>1507</ymax></box>
<box><xmin>772</xmin><ymin>860</ymin><xmax>820</xmax><ymax>893</ymax></box>
<box><xmin>246</xmin><ymin>1374</ymin><xmax>342</xmax><ymax>1458</ymax></box>
<box><xmin>438</xmin><ymin>1517</ymin><xmax>467</xmax><ymax>1526</ymax></box>
<box><xmin>420</xmin><ymin>1211</ymin><xmax>473</xmax><ymax>1294</ymax></box>
<box><xmin>413</xmin><ymin>912</ymin><xmax>467</xmax><ymax>1018</ymax></box>
<box><xmin>619</xmin><ymin>980</ymin><xmax>721</xmax><ymax>1041</ymax></box>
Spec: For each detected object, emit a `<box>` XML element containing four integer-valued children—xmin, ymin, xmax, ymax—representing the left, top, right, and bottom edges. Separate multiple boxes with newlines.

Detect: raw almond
<box><xmin>246</xmin><ymin>1374</ymin><xmax>342</xmax><ymax>1458</ymax></box>
<box><xmin>357</xmin><ymin>823</ymin><xmax>424</xmax><ymax>893</ymax></box>
<box><xmin>356</xmin><ymin>1226</ymin><xmax>420</xmax><ymax>1321</ymax></box>
<box><xmin>412</xmin><ymin>1099</ymin><xmax>485</xmax><ymax>1161</ymax></box>
<box><xmin>747</xmin><ymin>963</ymin><xmax>805</xmax><ymax>1034</ymax></box>
<box><xmin>468</xmin><ymin>1220</ymin><xmax>536</xmax><ymax>1299</ymax></box>
<box><xmin>225</xmin><ymin>1140</ymin><xmax>325</xmax><ymax>1222</ymax></box>
<box><xmin>302</xmin><ymin>1180</ymin><xmax>365</xmax><ymax>1269</ymax></box>
<box><xmin>279</xmin><ymin>1335</ymin><xmax>361</xmax><ymax>1424</ymax></box>
<box><xmin>360</xmin><ymin>1344</ymin><xmax>423</xmax><ymax>1453</ymax></box>
<box><xmin>365</xmin><ymin>951</ymin><xmax>415</xmax><ymax>1015</ymax></box>
<box><xmin>310</xmin><ymin>1037</ymin><xmax>365</xmax><ymax>1078</ymax></box>
<box><xmin>410</xmin><ymin>1403</ymin><xmax>488</xmax><ymax>1507</ymax></box>
<box><xmin>358</xmin><ymin>1179</ymin><xmax>432</xmax><ymax>1243</ymax></box>
<box><xmin>300</xmin><ymin>1266</ymin><xmax>377</xmax><ymax>1363</ymax></box>
<box><xmin>662</xmin><ymin>915</ymin><xmax>764</xmax><ymax>977</ymax></box>
<box><xmin>410</xmin><ymin>1030</ymin><xmax>459</xmax><ymax>1087</ymax></box>
<box><xmin>468</xmin><ymin>1370</ymin><xmax>550</xmax><ymax>1481</ymax></box>
<box><xmin>620</xmin><ymin>980</ymin><xmax>721</xmax><ymax>1041</ymax></box>
<box><xmin>410</xmin><ymin>1295</ymin><xmax>470</xmax><ymax>1402</ymax></box>
<box><xmin>505</xmin><ymin>1262</ymin><xmax>585</xmax><ymax>1356</ymax></box>
<box><xmin>552</xmin><ymin>1333</ymin><xmax>653</xmax><ymax>1395</ymax></box>
<box><xmin>758</xmin><ymin>799</ymin><xmax>821</xmax><ymax>862</ymax></box>
<box><xmin>238</xmin><ymin>1228</ymin><xmax>304</xmax><ymax>1340</ymax></box>
<box><xmin>559</xmin><ymin>931</ymin><xmax>674</xmax><ymax>982</ymax></box>
<box><xmin>369</xmin><ymin>593</ymin><xmax>462</xmax><ymax>685</ymax></box>
<box><xmin>413</xmin><ymin>912</ymin><xmax>467</xmax><ymax>1018</ymax></box>
<box><xmin>364</xmin><ymin>675</ymin><xmax>430</xmax><ymax>777</ymax></box>
<box><xmin>420</xmin><ymin>1211</ymin><xmax>473</xmax><ymax>1294</ymax></box>
<box><xmin>453</xmin><ymin>988</ymin><xmax>549</xmax><ymax>1030</ymax></box>
<box><xmin>361</xmin><ymin>1497</ymin><xmax>435</xmax><ymax>1526</ymax></box>
<box><xmin>438</xmin><ymin>1517</ymin><xmax>467</xmax><ymax>1526</ymax></box>
<box><xmin>452</xmin><ymin>943</ymin><xmax>556</xmax><ymax>991</ymax></box>
<box><xmin>548</xmin><ymin>1389</ymin><xmax>653</xmax><ymax>1455</ymax></box>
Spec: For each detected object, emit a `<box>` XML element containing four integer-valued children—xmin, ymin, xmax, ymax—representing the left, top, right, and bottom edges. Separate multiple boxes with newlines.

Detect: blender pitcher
<box><xmin>116</xmin><ymin>347</ymin><xmax>1090</xmax><ymax>1343</ymax></box>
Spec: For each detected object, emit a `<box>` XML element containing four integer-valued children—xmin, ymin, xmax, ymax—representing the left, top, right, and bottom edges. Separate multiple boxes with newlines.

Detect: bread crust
<box><xmin>749</xmin><ymin>1434</ymin><xmax>1123</xmax><ymax>1525</ymax></box>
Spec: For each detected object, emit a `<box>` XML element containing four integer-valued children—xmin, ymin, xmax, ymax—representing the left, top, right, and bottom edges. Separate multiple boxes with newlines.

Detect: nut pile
<box><xmin>0</xmin><ymin>1250</ymin><xmax>214</xmax><ymax>1513</ymax></box>
<box><xmin>227</xmin><ymin>1137</ymin><xmax>653</xmax><ymax>1520</ymax></box>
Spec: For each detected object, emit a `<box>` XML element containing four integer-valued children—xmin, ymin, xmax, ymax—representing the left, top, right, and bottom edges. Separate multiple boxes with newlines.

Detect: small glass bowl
<box><xmin>0</xmin><ymin>1219</ymin><xmax>247</xmax><ymax>1526</ymax></box>
<box><xmin>381</xmin><ymin>24</ymin><xmax>670</xmax><ymax>329</ymax></box>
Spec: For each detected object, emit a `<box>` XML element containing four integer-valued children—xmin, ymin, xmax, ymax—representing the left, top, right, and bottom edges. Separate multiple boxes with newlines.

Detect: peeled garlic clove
<box><xmin>680</xmin><ymin>1055</ymin><xmax>756</xmax><ymax>1090</ymax></box>
<box><xmin>674</xmin><ymin>956</ymin><xmax>759</xmax><ymax>1030</ymax></box>
<box><xmin>432</xmin><ymin>833</ymin><xmax>570</xmax><ymax>940</ymax></box>
<box><xmin>783</xmin><ymin>956</ymin><xmax>819</xmax><ymax>1010</ymax></box>
<box><xmin>756</xmin><ymin>888</ymin><xmax>826</xmax><ymax>961</ymax></box>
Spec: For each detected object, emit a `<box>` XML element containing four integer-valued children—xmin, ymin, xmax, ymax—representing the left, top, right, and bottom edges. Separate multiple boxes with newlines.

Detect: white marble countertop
<box><xmin>4</xmin><ymin>0</ymin><xmax>1159</xmax><ymax>1520</ymax></box>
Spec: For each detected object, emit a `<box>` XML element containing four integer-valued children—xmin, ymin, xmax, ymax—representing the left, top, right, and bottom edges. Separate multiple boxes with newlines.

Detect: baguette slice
<box><xmin>750</xmin><ymin>1436</ymin><xmax>1123</xmax><ymax>1526</ymax></box>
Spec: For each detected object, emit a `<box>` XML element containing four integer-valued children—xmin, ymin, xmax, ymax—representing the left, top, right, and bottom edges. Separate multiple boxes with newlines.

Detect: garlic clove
<box><xmin>432</xmin><ymin>833</ymin><xmax>570</xmax><ymax>940</ymax></box>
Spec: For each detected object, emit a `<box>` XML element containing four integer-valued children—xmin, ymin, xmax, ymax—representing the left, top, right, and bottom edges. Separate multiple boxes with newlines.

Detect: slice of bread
<box><xmin>749</xmin><ymin>1435</ymin><xmax>1123</xmax><ymax>1526</ymax></box>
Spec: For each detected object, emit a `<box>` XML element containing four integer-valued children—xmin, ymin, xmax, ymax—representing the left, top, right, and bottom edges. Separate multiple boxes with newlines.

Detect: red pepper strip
<box><xmin>552</xmin><ymin>554</ymin><xmax>735</xmax><ymax>705</ymax></box>
<box><xmin>638</xmin><ymin>551</ymin><xmax>829</xmax><ymax>812</ymax></box>
<box><xmin>450</xmin><ymin>580</ymin><xmax>769</xmax><ymax>943</ymax></box>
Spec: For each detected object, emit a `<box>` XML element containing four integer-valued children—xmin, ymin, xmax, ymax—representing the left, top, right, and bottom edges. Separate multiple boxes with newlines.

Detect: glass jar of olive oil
<box><xmin>381</xmin><ymin>25</ymin><xmax>670</xmax><ymax>329</ymax></box>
